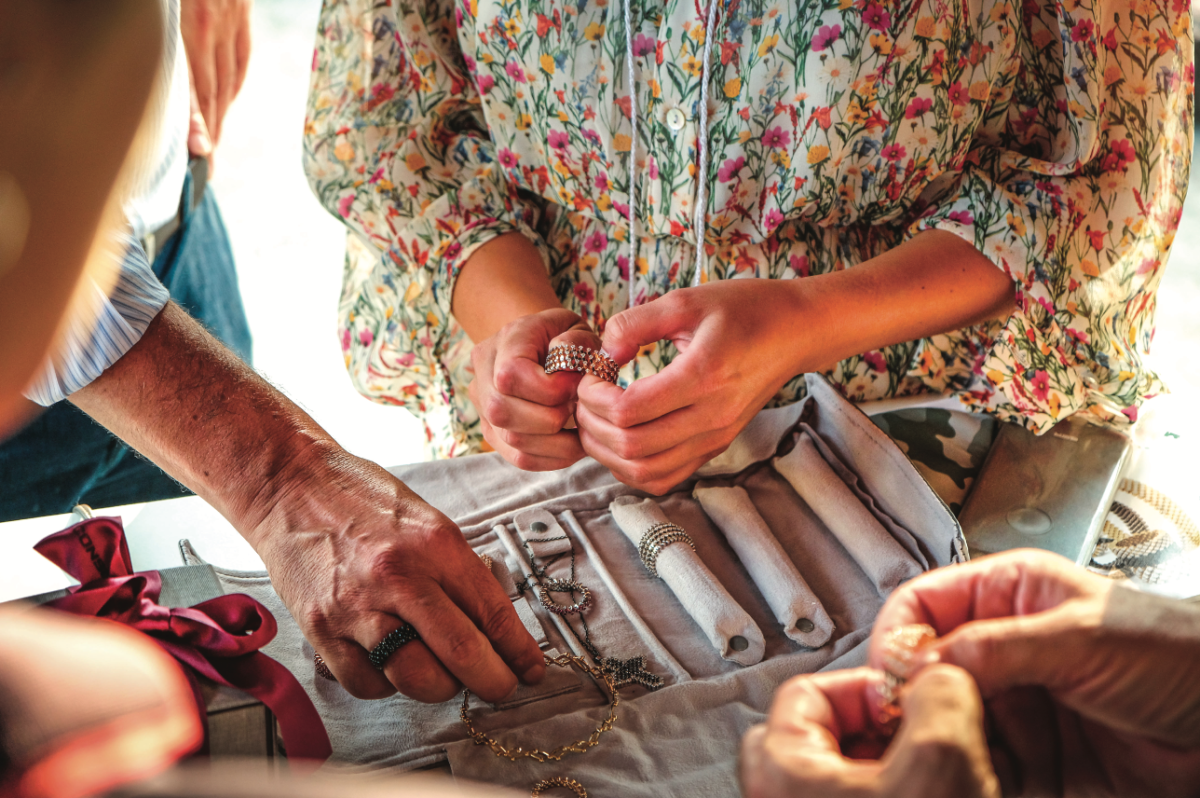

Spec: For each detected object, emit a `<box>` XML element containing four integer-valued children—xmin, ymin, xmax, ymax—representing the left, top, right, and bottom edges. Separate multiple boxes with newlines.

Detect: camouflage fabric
<box><xmin>871</xmin><ymin>408</ymin><xmax>996</xmax><ymax>516</ymax></box>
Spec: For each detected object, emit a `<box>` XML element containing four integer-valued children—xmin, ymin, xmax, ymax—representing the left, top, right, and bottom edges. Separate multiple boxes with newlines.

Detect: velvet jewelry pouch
<box><xmin>181</xmin><ymin>374</ymin><xmax>963</xmax><ymax>796</ymax></box>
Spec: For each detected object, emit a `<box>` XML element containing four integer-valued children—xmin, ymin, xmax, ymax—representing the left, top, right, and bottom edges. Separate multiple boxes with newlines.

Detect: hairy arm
<box><xmin>70</xmin><ymin>302</ymin><xmax>544</xmax><ymax>701</ymax></box>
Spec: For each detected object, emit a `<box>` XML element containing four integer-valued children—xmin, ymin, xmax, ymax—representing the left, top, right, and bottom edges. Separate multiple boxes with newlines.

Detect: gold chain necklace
<box><xmin>460</xmin><ymin>652</ymin><xmax>620</xmax><ymax>762</ymax></box>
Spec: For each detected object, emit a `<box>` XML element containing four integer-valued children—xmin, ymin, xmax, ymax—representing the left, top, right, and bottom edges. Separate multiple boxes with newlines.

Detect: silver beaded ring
<box><xmin>637</xmin><ymin>522</ymin><xmax>695</xmax><ymax>578</ymax></box>
<box><xmin>537</xmin><ymin>577</ymin><xmax>593</xmax><ymax>616</ymax></box>
<box><xmin>368</xmin><ymin>623</ymin><xmax>421</xmax><ymax>670</ymax></box>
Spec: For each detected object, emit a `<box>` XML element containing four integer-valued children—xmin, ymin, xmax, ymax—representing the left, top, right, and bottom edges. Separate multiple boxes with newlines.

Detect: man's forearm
<box><xmin>68</xmin><ymin>301</ymin><xmax>333</xmax><ymax>535</ymax></box>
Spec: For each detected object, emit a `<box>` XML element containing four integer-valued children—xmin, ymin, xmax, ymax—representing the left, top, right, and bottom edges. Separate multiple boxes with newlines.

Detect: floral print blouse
<box><xmin>303</xmin><ymin>0</ymin><xmax>1193</xmax><ymax>459</ymax></box>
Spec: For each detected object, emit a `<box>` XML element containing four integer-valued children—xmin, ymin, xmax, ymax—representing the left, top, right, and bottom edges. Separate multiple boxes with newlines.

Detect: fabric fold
<box><xmin>609</xmin><ymin>496</ymin><xmax>764</xmax><ymax>666</ymax></box>
<box><xmin>773</xmin><ymin>432</ymin><xmax>923</xmax><ymax>595</ymax></box>
<box><xmin>693</xmin><ymin>484</ymin><xmax>834</xmax><ymax>648</ymax></box>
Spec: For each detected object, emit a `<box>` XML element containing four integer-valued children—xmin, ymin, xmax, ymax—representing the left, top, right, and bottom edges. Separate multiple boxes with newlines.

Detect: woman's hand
<box><xmin>740</xmin><ymin>665</ymin><xmax>1000</xmax><ymax>798</ymax></box>
<box><xmin>575</xmin><ymin>231</ymin><xmax>1014</xmax><ymax>494</ymax></box>
<box><xmin>575</xmin><ymin>279</ymin><xmax>810</xmax><ymax>494</ymax></box>
<box><xmin>468</xmin><ymin>308</ymin><xmax>600</xmax><ymax>470</ymax></box>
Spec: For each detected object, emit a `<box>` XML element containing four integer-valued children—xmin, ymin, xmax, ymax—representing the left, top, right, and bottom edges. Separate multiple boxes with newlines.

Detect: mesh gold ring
<box><xmin>544</xmin><ymin>343</ymin><xmax>619</xmax><ymax>384</ymax></box>
<box><xmin>313</xmin><ymin>651</ymin><xmax>337</xmax><ymax>682</ymax></box>
<box><xmin>532</xmin><ymin>777</ymin><xmax>588</xmax><ymax>797</ymax></box>
<box><xmin>368</xmin><ymin>623</ymin><xmax>421</xmax><ymax>670</ymax></box>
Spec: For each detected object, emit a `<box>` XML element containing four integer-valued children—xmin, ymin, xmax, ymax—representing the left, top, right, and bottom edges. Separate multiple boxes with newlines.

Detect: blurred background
<box><xmin>214</xmin><ymin>0</ymin><xmax>1200</xmax><ymax>469</ymax></box>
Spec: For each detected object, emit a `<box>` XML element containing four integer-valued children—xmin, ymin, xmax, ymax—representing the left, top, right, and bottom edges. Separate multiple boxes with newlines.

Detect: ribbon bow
<box><xmin>35</xmin><ymin>517</ymin><xmax>332</xmax><ymax>762</ymax></box>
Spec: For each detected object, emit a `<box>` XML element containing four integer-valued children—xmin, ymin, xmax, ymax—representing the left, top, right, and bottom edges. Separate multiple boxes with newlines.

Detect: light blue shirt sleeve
<box><xmin>23</xmin><ymin>234</ymin><xmax>171</xmax><ymax>407</ymax></box>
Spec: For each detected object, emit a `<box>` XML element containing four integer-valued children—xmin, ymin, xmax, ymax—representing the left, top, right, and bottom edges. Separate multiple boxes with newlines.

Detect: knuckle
<box><xmin>297</xmin><ymin>604</ymin><xmax>333</xmax><ymax>637</ymax></box>
<box><xmin>363</xmin><ymin>546</ymin><xmax>408</xmax><ymax>584</ymax></box>
<box><xmin>609</xmin><ymin>402</ymin><xmax>637</xmax><ymax>429</ymax></box>
<box><xmin>479</xmin><ymin>600</ymin><xmax>524</xmax><ymax>644</ymax></box>
<box><xmin>623</xmin><ymin>462</ymin><xmax>658</xmax><ymax>489</ymax></box>
<box><xmin>493</xmin><ymin>361</ymin><xmax>520</xmax><ymax>395</ymax></box>
<box><xmin>484</xmin><ymin>394</ymin><xmax>511</xmax><ymax>427</ymax></box>
<box><xmin>444</xmin><ymin>631</ymin><xmax>487</xmax><ymax>669</ymax></box>
<box><xmin>611</xmin><ymin>430</ymin><xmax>643</xmax><ymax>461</ymax></box>
<box><xmin>509</xmin><ymin>450</ymin><xmax>536</xmax><ymax>471</ymax></box>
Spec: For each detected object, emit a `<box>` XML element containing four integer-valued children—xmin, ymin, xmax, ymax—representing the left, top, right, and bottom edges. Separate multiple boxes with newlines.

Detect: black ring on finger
<box><xmin>368</xmin><ymin>623</ymin><xmax>421</xmax><ymax>670</ymax></box>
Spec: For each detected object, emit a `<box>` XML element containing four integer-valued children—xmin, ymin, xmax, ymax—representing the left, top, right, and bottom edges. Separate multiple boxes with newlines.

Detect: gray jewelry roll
<box><xmin>693</xmin><ymin>484</ymin><xmax>834</xmax><ymax>648</ymax></box>
<box><xmin>773</xmin><ymin>432</ymin><xmax>923</xmax><ymax>595</ymax></box>
<box><xmin>610</xmin><ymin>496</ymin><xmax>765</xmax><ymax>666</ymax></box>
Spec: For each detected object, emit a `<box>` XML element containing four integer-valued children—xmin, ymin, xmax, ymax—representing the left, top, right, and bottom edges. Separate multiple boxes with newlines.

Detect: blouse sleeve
<box><xmin>303</xmin><ymin>0</ymin><xmax>546</xmax><ymax>410</ymax></box>
<box><xmin>907</xmin><ymin>0</ymin><xmax>1192</xmax><ymax>432</ymax></box>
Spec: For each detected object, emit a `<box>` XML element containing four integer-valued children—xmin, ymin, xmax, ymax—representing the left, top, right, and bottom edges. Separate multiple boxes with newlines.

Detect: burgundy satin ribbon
<box><xmin>34</xmin><ymin>517</ymin><xmax>332</xmax><ymax>762</ymax></box>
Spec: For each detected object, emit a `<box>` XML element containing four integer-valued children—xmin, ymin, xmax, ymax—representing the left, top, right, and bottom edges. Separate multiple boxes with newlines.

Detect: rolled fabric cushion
<box><xmin>610</xmin><ymin>496</ymin><xmax>765</xmax><ymax>666</ymax></box>
<box><xmin>773</xmin><ymin>432</ymin><xmax>923</xmax><ymax>595</ymax></box>
<box><xmin>693</xmin><ymin>484</ymin><xmax>834</xmax><ymax>648</ymax></box>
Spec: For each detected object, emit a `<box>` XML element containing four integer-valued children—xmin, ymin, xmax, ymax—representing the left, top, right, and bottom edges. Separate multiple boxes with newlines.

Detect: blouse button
<box><xmin>665</xmin><ymin>107</ymin><xmax>687</xmax><ymax>131</ymax></box>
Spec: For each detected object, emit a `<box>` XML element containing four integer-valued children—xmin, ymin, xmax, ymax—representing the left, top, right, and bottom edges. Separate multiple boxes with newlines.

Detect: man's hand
<box><xmin>870</xmin><ymin>550</ymin><xmax>1200</xmax><ymax>746</ymax></box>
<box><xmin>181</xmin><ymin>0</ymin><xmax>252</xmax><ymax>157</ymax></box>
<box><xmin>868</xmin><ymin>550</ymin><xmax>1200</xmax><ymax>796</ymax></box>
<box><xmin>468</xmin><ymin>308</ymin><xmax>598</xmax><ymax>471</ymax></box>
<box><xmin>246</xmin><ymin>448</ymin><xmax>546</xmax><ymax>702</ymax></box>
<box><xmin>70</xmin><ymin>303</ymin><xmax>545</xmax><ymax>703</ymax></box>
<box><xmin>740</xmin><ymin>666</ymin><xmax>1000</xmax><ymax>798</ymax></box>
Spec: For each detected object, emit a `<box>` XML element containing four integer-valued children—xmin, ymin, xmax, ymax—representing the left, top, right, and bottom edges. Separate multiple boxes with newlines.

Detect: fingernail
<box><xmin>914</xmin><ymin>649</ymin><xmax>941</xmax><ymax>670</ymax></box>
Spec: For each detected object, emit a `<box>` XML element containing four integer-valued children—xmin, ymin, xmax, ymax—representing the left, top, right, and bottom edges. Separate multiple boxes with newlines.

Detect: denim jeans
<box><xmin>0</xmin><ymin>166</ymin><xmax>252</xmax><ymax>521</ymax></box>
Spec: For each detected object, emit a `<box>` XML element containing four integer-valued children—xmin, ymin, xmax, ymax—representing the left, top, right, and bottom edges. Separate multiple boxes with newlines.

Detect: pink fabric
<box><xmin>34</xmin><ymin>517</ymin><xmax>332</xmax><ymax>762</ymax></box>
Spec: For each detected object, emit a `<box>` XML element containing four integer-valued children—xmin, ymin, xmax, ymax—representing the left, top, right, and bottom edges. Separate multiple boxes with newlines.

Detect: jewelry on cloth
<box><xmin>517</xmin><ymin>533</ymin><xmax>664</xmax><ymax>691</ymax></box>
<box><xmin>461</xmin><ymin>652</ymin><xmax>620</xmax><ymax>762</ymax></box>
<box><xmin>368</xmin><ymin>623</ymin><xmax>421</xmax><ymax>670</ymax></box>
<box><xmin>875</xmin><ymin>623</ymin><xmax>937</xmax><ymax>725</ymax></box>
<box><xmin>600</xmin><ymin>655</ymin><xmax>664</xmax><ymax>691</ymax></box>
<box><xmin>544</xmin><ymin>343</ymin><xmax>619</xmax><ymax>384</ymax></box>
<box><xmin>532</xmin><ymin>777</ymin><xmax>587</xmax><ymax>797</ymax></box>
<box><xmin>313</xmin><ymin>652</ymin><xmax>337</xmax><ymax>682</ymax></box>
<box><xmin>538</xmin><ymin>577</ymin><xmax>593</xmax><ymax>616</ymax></box>
<box><xmin>636</xmin><ymin>522</ymin><xmax>696</xmax><ymax>577</ymax></box>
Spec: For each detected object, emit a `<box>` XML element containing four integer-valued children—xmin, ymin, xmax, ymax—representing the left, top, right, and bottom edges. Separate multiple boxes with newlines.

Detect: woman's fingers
<box><xmin>479</xmin><ymin>416</ymin><xmax>583</xmax><ymax>471</ymax></box>
<box><xmin>577</xmin><ymin>352</ymin><xmax>698</xmax><ymax>428</ymax></box>
<box><xmin>577</xmin><ymin>412</ymin><xmax>727</xmax><ymax>493</ymax></box>
<box><xmin>481</xmin><ymin>389</ymin><xmax>576</xmax><ymax>435</ymax></box>
<box><xmin>600</xmin><ymin>290</ymin><xmax>694</xmax><ymax>363</ymax></box>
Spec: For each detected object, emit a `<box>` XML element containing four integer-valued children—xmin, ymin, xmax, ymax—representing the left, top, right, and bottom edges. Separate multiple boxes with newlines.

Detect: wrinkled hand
<box><xmin>469</xmin><ymin>307</ymin><xmax>601</xmax><ymax>471</ymax></box>
<box><xmin>181</xmin><ymin>0</ymin><xmax>252</xmax><ymax>159</ymax></box>
<box><xmin>741</xmin><ymin>665</ymin><xmax>999</xmax><ymax>798</ymax></box>
<box><xmin>249</xmin><ymin>448</ymin><xmax>546</xmax><ymax>702</ymax></box>
<box><xmin>576</xmin><ymin>280</ymin><xmax>807</xmax><ymax>494</ymax></box>
<box><xmin>870</xmin><ymin>550</ymin><xmax>1200</xmax><ymax>796</ymax></box>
